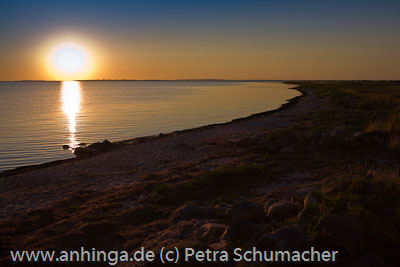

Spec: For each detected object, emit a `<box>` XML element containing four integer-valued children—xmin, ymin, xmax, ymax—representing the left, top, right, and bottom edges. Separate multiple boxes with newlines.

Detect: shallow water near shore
<box><xmin>0</xmin><ymin>81</ymin><xmax>300</xmax><ymax>171</ymax></box>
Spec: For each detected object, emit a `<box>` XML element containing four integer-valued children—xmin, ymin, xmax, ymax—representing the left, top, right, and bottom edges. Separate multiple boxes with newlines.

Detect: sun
<box><xmin>47</xmin><ymin>42</ymin><xmax>93</xmax><ymax>80</ymax></box>
<box><xmin>55</xmin><ymin>47</ymin><xmax>84</xmax><ymax>72</ymax></box>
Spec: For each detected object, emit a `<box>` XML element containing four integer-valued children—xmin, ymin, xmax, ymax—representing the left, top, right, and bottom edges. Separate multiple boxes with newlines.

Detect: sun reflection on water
<box><xmin>61</xmin><ymin>81</ymin><xmax>81</xmax><ymax>148</ymax></box>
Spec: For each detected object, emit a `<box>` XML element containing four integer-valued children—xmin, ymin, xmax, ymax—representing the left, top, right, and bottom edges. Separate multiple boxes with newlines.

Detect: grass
<box><xmin>181</xmin><ymin>163</ymin><xmax>274</xmax><ymax>190</ymax></box>
<box><xmin>318</xmin><ymin>165</ymin><xmax>400</xmax><ymax>262</ymax></box>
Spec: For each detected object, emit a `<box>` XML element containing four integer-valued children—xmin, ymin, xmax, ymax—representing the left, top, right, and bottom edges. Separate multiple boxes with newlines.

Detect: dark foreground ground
<box><xmin>1</xmin><ymin>81</ymin><xmax>400</xmax><ymax>266</ymax></box>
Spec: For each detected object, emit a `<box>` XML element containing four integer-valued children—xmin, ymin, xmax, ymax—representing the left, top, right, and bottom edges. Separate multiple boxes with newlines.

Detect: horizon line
<box><xmin>1</xmin><ymin>79</ymin><xmax>400</xmax><ymax>82</ymax></box>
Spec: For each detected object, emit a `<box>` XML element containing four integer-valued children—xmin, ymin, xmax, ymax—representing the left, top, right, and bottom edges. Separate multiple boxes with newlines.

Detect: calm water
<box><xmin>0</xmin><ymin>81</ymin><xmax>300</xmax><ymax>171</ymax></box>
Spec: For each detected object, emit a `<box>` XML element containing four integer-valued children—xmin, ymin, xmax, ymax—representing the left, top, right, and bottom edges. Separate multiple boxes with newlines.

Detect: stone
<box><xmin>88</xmin><ymin>142</ymin><xmax>103</xmax><ymax>150</ymax></box>
<box><xmin>314</xmin><ymin>214</ymin><xmax>366</xmax><ymax>249</ymax></box>
<box><xmin>222</xmin><ymin>221</ymin><xmax>263</xmax><ymax>247</ymax></box>
<box><xmin>209</xmin><ymin>240</ymin><xmax>232</xmax><ymax>251</ymax></box>
<box><xmin>87</xmin><ymin>139</ymin><xmax>113</xmax><ymax>152</ymax></box>
<box><xmin>171</xmin><ymin>205</ymin><xmax>213</xmax><ymax>222</ymax></box>
<box><xmin>263</xmin><ymin>199</ymin><xmax>276</xmax><ymax>213</ymax></box>
<box><xmin>73</xmin><ymin>147</ymin><xmax>96</xmax><ymax>157</ymax></box>
<box><xmin>321</xmin><ymin>180</ymin><xmax>348</xmax><ymax>194</ymax></box>
<box><xmin>193</xmin><ymin>223</ymin><xmax>228</xmax><ymax>244</ymax></box>
<box><xmin>257</xmin><ymin>224</ymin><xmax>306</xmax><ymax>250</ymax></box>
<box><xmin>230</xmin><ymin>201</ymin><xmax>265</xmax><ymax>223</ymax></box>
<box><xmin>267</xmin><ymin>200</ymin><xmax>301</xmax><ymax>221</ymax></box>
<box><xmin>304</xmin><ymin>191</ymin><xmax>322</xmax><ymax>210</ymax></box>
<box><xmin>293</xmin><ymin>187</ymin><xmax>316</xmax><ymax>197</ymax></box>
<box><xmin>176</xmin><ymin>219</ymin><xmax>201</xmax><ymax>239</ymax></box>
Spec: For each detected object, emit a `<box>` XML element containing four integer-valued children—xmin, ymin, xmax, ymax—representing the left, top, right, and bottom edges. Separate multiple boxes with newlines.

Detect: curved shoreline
<box><xmin>0</xmin><ymin>84</ymin><xmax>305</xmax><ymax>179</ymax></box>
<box><xmin>0</xmin><ymin>83</ymin><xmax>325</xmax><ymax>219</ymax></box>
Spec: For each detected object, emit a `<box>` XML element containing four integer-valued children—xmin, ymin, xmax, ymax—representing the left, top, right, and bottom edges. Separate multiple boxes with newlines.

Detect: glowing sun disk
<box><xmin>48</xmin><ymin>42</ymin><xmax>93</xmax><ymax>80</ymax></box>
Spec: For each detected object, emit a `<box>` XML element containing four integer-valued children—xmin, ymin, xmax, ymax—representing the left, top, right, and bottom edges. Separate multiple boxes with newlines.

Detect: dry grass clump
<box><xmin>365</xmin><ymin>113</ymin><xmax>400</xmax><ymax>134</ymax></box>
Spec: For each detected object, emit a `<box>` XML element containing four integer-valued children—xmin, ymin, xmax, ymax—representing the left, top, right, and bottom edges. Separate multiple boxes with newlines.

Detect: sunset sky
<box><xmin>0</xmin><ymin>0</ymin><xmax>399</xmax><ymax>81</ymax></box>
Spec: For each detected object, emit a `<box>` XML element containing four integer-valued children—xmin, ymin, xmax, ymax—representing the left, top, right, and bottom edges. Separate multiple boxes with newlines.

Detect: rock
<box><xmin>222</xmin><ymin>221</ymin><xmax>263</xmax><ymax>246</ymax></box>
<box><xmin>296</xmin><ymin>208</ymin><xmax>308</xmax><ymax>222</ymax></box>
<box><xmin>230</xmin><ymin>201</ymin><xmax>265</xmax><ymax>223</ymax></box>
<box><xmin>365</xmin><ymin>169</ymin><xmax>374</xmax><ymax>179</ymax></box>
<box><xmin>257</xmin><ymin>224</ymin><xmax>306</xmax><ymax>250</ymax></box>
<box><xmin>193</xmin><ymin>223</ymin><xmax>228</xmax><ymax>244</ymax></box>
<box><xmin>263</xmin><ymin>199</ymin><xmax>276</xmax><ymax>213</ymax></box>
<box><xmin>62</xmin><ymin>144</ymin><xmax>70</xmax><ymax>149</ymax></box>
<box><xmin>314</xmin><ymin>214</ymin><xmax>366</xmax><ymax>249</ymax></box>
<box><xmin>88</xmin><ymin>142</ymin><xmax>103</xmax><ymax>150</ymax></box>
<box><xmin>102</xmin><ymin>139</ymin><xmax>112</xmax><ymax>146</ymax></box>
<box><xmin>267</xmin><ymin>200</ymin><xmax>301</xmax><ymax>221</ymax></box>
<box><xmin>322</xmin><ymin>180</ymin><xmax>348</xmax><ymax>194</ymax></box>
<box><xmin>171</xmin><ymin>205</ymin><xmax>213</xmax><ymax>222</ymax></box>
<box><xmin>279</xmin><ymin>146</ymin><xmax>294</xmax><ymax>154</ymax></box>
<box><xmin>87</xmin><ymin>139</ymin><xmax>113</xmax><ymax>152</ymax></box>
<box><xmin>304</xmin><ymin>191</ymin><xmax>322</xmax><ymax>210</ymax></box>
<box><xmin>224</xmin><ymin>207</ymin><xmax>232</xmax><ymax>218</ymax></box>
<box><xmin>293</xmin><ymin>187</ymin><xmax>316</xmax><ymax>197</ymax></box>
<box><xmin>73</xmin><ymin>147</ymin><xmax>96</xmax><ymax>157</ymax></box>
<box><xmin>209</xmin><ymin>240</ymin><xmax>232</xmax><ymax>251</ymax></box>
<box><xmin>297</xmin><ymin>191</ymin><xmax>322</xmax><ymax>221</ymax></box>
<box><xmin>255</xmin><ymin>233</ymin><xmax>277</xmax><ymax>250</ymax></box>
<box><xmin>176</xmin><ymin>219</ymin><xmax>202</xmax><ymax>239</ymax></box>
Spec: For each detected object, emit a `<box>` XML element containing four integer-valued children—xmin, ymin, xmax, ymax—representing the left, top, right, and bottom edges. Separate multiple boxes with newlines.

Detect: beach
<box><xmin>0</xmin><ymin>85</ymin><xmax>321</xmax><ymax>218</ymax></box>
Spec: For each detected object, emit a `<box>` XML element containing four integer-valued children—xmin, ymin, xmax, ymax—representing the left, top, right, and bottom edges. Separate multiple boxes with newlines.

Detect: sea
<box><xmin>0</xmin><ymin>81</ymin><xmax>300</xmax><ymax>171</ymax></box>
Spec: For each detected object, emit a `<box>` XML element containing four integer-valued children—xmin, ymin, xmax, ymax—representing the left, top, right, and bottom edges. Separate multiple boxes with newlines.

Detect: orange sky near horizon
<box><xmin>1</xmin><ymin>1</ymin><xmax>399</xmax><ymax>81</ymax></box>
<box><xmin>1</xmin><ymin>33</ymin><xmax>399</xmax><ymax>81</ymax></box>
